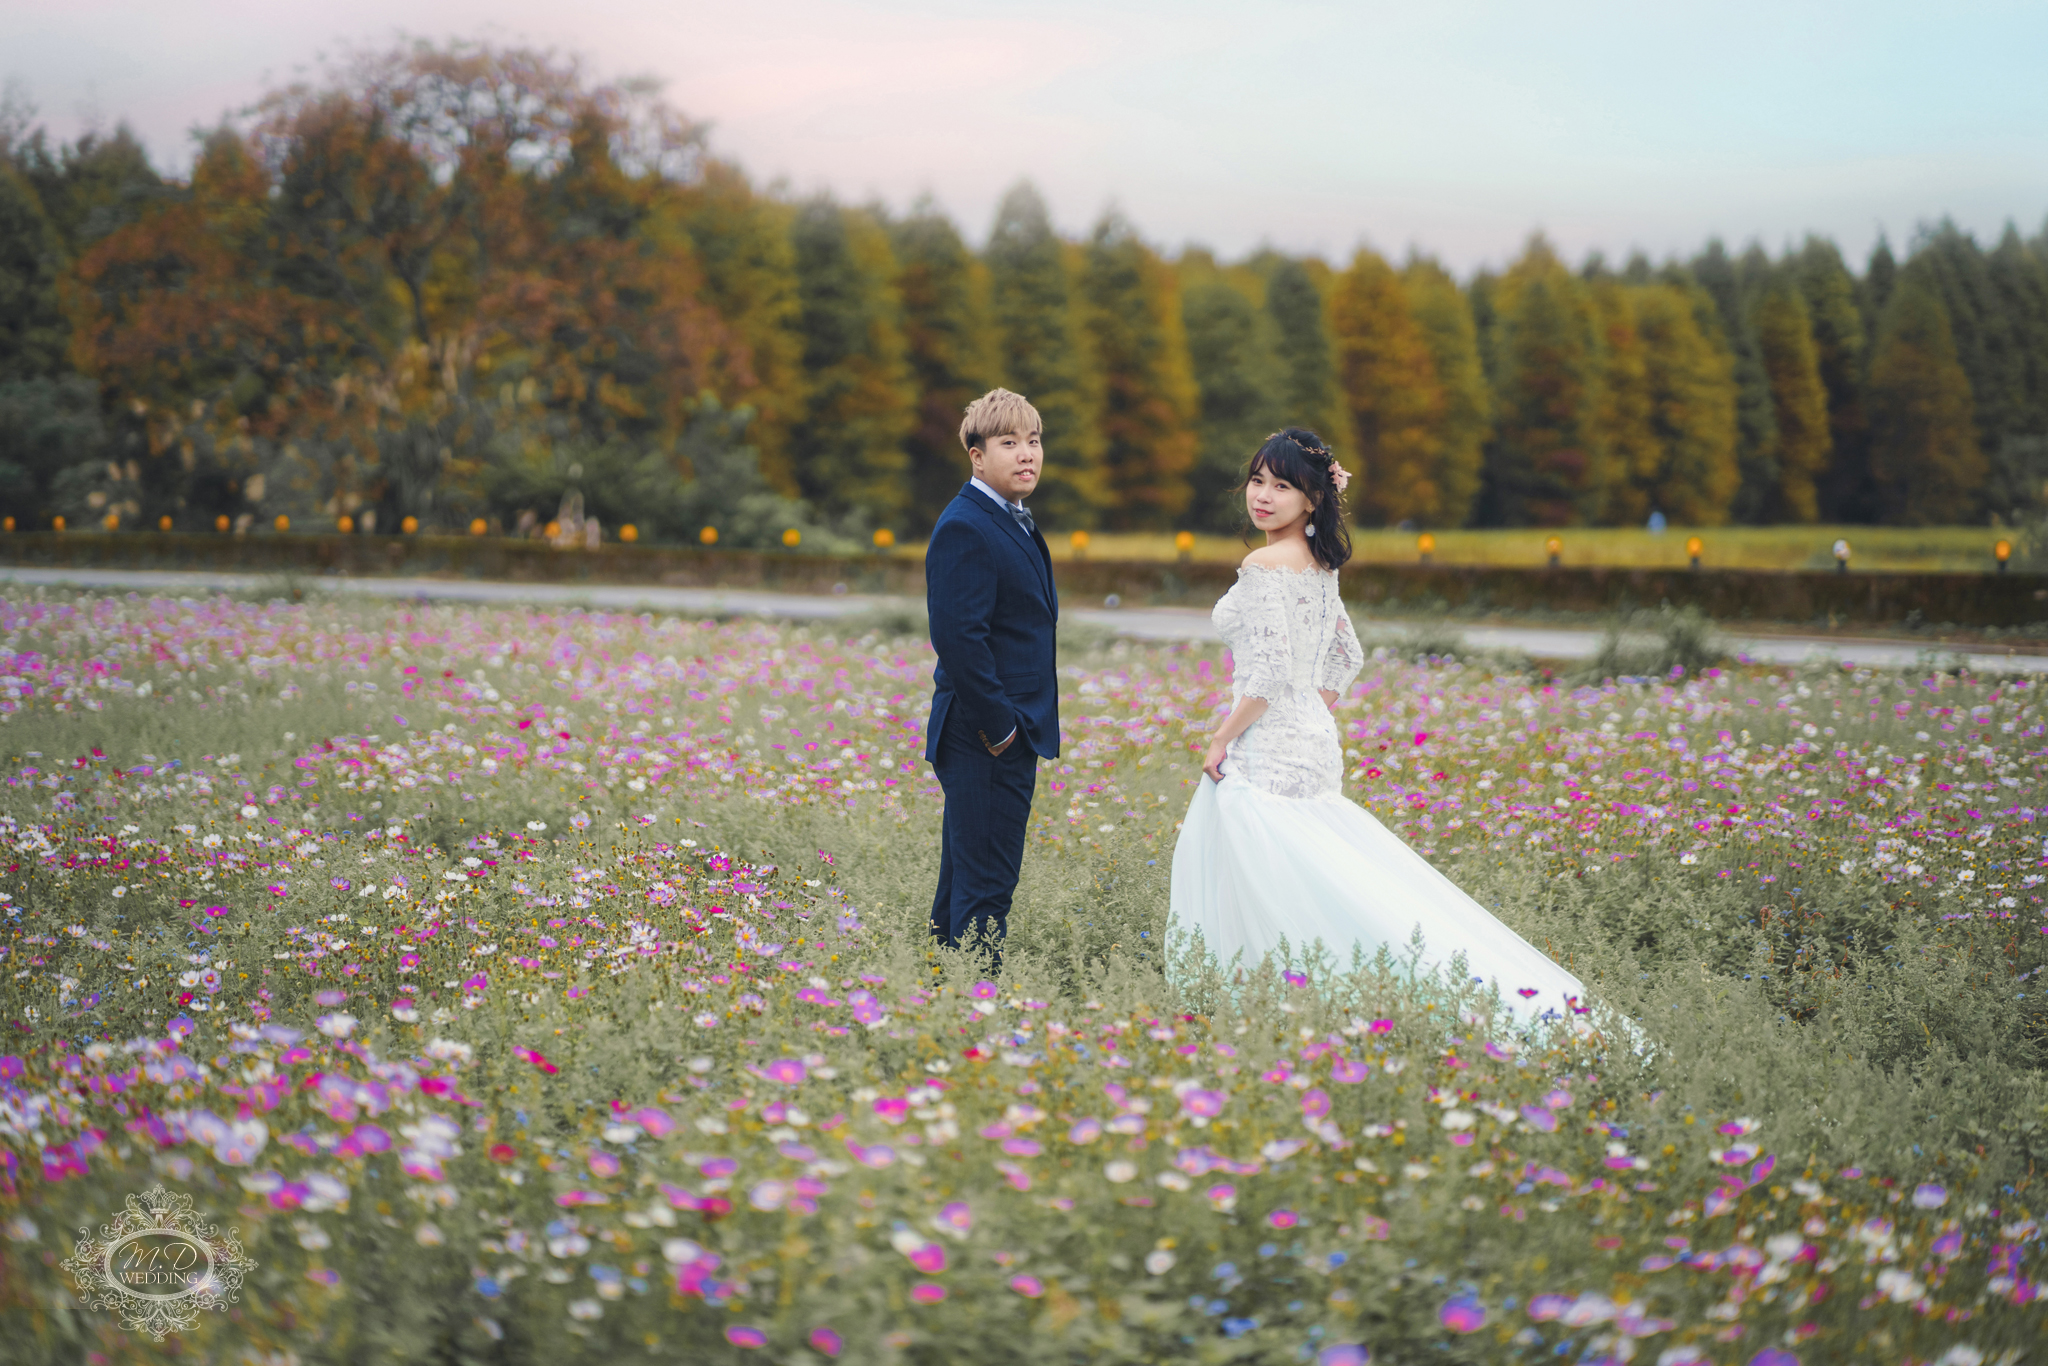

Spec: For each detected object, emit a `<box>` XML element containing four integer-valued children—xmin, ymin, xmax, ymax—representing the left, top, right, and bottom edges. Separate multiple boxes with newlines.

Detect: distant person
<box><xmin>923</xmin><ymin>389</ymin><xmax>1059</xmax><ymax>967</ymax></box>
<box><xmin>1168</xmin><ymin>429</ymin><xmax>1587</xmax><ymax>1026</ymax></box>
<box><xmin>1647</xmin><ymin>510</ymin><xmax>1667</xmax><ymax>534</ymax></box>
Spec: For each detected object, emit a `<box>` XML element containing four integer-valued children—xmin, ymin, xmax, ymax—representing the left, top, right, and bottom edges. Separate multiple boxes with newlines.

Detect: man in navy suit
<box><xmin>924</xmin><ymin>388</ymin><xmax>1060</xmax><ymax>961</ymax></box>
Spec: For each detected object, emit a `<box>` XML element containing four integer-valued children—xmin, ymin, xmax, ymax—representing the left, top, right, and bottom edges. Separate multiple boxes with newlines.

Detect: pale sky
<box><xmin>4</xmin><ymin>0</ymin><xmax>2045</xmax><ymax>275</ymax></box>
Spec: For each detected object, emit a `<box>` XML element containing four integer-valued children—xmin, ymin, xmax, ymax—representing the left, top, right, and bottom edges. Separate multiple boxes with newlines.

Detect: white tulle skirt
<box><xmin>1168</xmin><ymin>773</ymin><xmax>1587</xmax><ymax>1027</ymax></box>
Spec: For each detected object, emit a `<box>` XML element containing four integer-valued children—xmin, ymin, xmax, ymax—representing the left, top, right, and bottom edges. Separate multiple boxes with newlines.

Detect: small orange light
<box><xmin>1545</xmin><ymin>535</ymin><xmax>1562</xmax><ymax>555</ymax></box>
<box><xmin>103</xmin><ymin>512</ymin><xmax>119</xmax><ymax>531</ymax></box>
<box><xmin>158</xmin><ymin>515</ymin><xmax>172</xmax><ymax>532</ymax></box>
<box><xmin>1417</xmin><ymin>533</ymin><xmax>1436</xmax><ymax>554</ymax></box>
<box><xmin>215</xmin><ymin>514</ymin><xmax>230</xmax><ymax>533</ymax></box>
<box><xmin>1174</xmin><ymin>530</ymin><xmax>1195</xmax><ymax>552</ymax></box>
<box><xmin>699</xmin><ymin>525</ymin><xmax>718</xmax><ymax>546</ymax></box>
<box><xmin>1071</xmin><ymin>530</ymin><xmax>1091</xmax><ymax>551</ymax></box>
<box><xmin>337</xmin><ymin>515</ymin><xmax>354</xmax><ymax>534</ymax></box>
<box><xmin>619</xmin><ymin>524</ymin><xmax>638</xmax><ymax>543</ymax></box>
<box><xmin>1996</xmin><ymin>539</ymin><xmax>2012</xmax><ymax>562</ymax></box>
<box><xmin>872</xmin><ymin>528</ymin><xmax>895</xmax><ymax>549</ymax></box>
<box><xmin>53</xmin><ymin>515</ymin><xmax>66</xmax><ymax>532</ymax></box>
<box><xmin>273</xmin><ymin>514</ymin><xmax>290</xmax><ymax>533</ymax></box>
<box><xmin>781</xmin><ymin>527</ymin><xmax>801</xmax><ymax>548</ymax></box>
<box><xmin>402</xmin><ymin>516</ymin><xmax>420</xmax><ymax>534</ymax></box>
<box><xmin>470</xmin><ymin>518</ymin><xmax>489</xmax><ymax>537</ymax></box>
<box><xmin>2</xmin><ymin>516</ymin><xmax>14</xmax><ymax>532</ymax></box>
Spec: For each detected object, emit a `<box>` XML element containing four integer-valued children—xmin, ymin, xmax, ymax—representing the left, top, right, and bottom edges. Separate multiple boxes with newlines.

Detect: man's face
<box><xmin>970</xmin><ymin>429</ymin><xmax>1043</xmax><ymax>503</ymax></box>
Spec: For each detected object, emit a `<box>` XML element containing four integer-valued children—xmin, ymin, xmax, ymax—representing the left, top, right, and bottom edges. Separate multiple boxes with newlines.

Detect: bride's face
<box><xmin>1245</xmin><ymin>466</ymin><xmax>1313</xmax><ymax>534</ymax></box>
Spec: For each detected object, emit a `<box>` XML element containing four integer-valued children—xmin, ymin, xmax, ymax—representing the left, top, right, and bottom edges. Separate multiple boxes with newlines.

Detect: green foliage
<box><xmin>1791</xmin><ymin>237</ymin><xmax>1870</xmax><ymax>520</ymax></box>
<box><xmin>0</xmin><ymin>166</ymin><xmax>67</xmax><ymax>381</ymax></box>
<box><xmin>1637</xmin><ymin>281</ymin><xmax>1740</xmax><ymax>525</ymax></box>
<box><xmin>1689</xmin><ymin>241</ymin><xmax>1779</xmax><ymax>523</ymax></box>
<box><xmin>1179</xmin><ymin>264</ymin><xmax>1285</xmax><ymax>532</ymax></box>
<box><xmin>1484</xmin><ymin>239</ymin><xmax>1605</xmax><ymax>526</ymax></box>
<box><xmin>0</xmin><ymin>376</ymin><xmax>107</xmax><ymax>525</ymax></box>
<box><xmin>1582</xmin><ymin>603</ymin><xmax>1724</xmax><ymax>682</ymax></box>
<box><xmin>1753</xmin><ymin>285</ymin><xmax>1833</xmax><ymax>522</ymax></box>
<box><xmin>785</xmin><ymin>198</ymin><xmax>918</xmax><ymax>526</ymax></box>
<box><xmin>1868</xmin><ymin>272</ymin><xmax>1987</xmax><ymax>524</ymax></box>
<box><xmin>1331</xmin><ymin>249</ymin><xmax>1444</xmax><ymax>527</ymax></box>
<box><xmin>1402</xmin><ymin>258</ymin><xmax>1490</xmax><ymax>529</ymax></box>
<box><xmin>985</xmin><ymin>182</ymin><xmax>1104</xmax><ymax>529</ymax></box>
<box><xmin>1078</xmin><ymin>213</ymin><xmax>1198</xmax><ymax>530</ymax></box>
<box><xmin>891</xmin><ymin>202</ymin><xmax>995</xmax><ymax>533</ymax></box>
<box><xmin>1260</xmin><ymin>256</ymin><xmax>1351</xmax><ymax>460</ymax></box>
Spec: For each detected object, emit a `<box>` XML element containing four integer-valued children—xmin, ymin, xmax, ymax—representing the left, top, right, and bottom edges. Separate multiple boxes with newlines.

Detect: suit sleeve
<box><xmin>927</xmin><ymin>517</ymin><xmax>1016</xmax><ymax>745</ymax></box>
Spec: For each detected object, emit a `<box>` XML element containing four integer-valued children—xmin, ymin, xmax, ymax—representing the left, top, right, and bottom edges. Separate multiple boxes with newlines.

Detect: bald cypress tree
<box><xmin>1690</xmin><ymin>240</ymin><xmax>1777</xmax><ymax>521</ymax></box>
<box><xmin>1638</xmin><ymin>280</ymin><xmax>1740</xmax><ymax>524</ymax></box>
<box><xmin>1181</xmin><ymin>261</ymin><xmax>1285</xmax><ymax>531</ymax></box>
<box><xmin>1330</xmin><ymin>248</ymin><xmax>1444</xmax><ymax>525</ymax></box>
<box><xmin>985</xmin><ymin>182</ymin><xmax>1102</xmax><ymax>528</ymax></box>
<box><xmin>1791</xmin><ymin>237</ymin><xmax>1870</xmax><ymax>520</ymax></box>
<box><xmin>1402</xmin><ymin>257</ymin><xmax>1490</xmax><ymax>527</ymax></box>
<box><xmin>1588</xmin><ymin>277</ymin><xmax>1657</xmax><ymax>523</ymax></box>
<box><xmin>1076</xmin><ymin>212</ymin><xmax>1197</xmax><ymax>529</ymax></box>
<box><xmin>1262</xmin><ymin>256</ymin><xmax>1350</xmax><ymax>456</ymax></box>
<box><xmin>890</xmin><ymin>203</ymin><xmax>994</xmax><ymax>533</ymax></box>
<box><xmin>1753</xmin><ymin>284</ymin><xmax>1832</xmax><ymax>521</ymax></box>
<box><xmin>0</xmin><ymin>165</ymin><xmax>66</xmax><ymax>381</ymax></box>
<box><xmin>1486</xmin><ymin>238</ymin><xmax>1604</xmax><ymax>525</ymax></box>
<box><xmin>1867</xmin><ymin>271</ymin><xmax>1984</xmax><ymax>524</ymax></box>
<box><xmin>784</xmin><ymin>198</ymin><xmax>917</xmax><ymax>526</ymax></box>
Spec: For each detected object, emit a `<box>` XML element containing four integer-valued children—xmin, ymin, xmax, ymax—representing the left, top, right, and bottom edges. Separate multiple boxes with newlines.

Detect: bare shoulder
<box><xmin>1241</xmin><ymin>544</ymin><xmax>1316</xmax><ymax>572</ymax></box>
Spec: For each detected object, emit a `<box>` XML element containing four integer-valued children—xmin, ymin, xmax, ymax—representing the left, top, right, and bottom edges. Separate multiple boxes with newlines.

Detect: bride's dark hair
<box><xmin>1242</xmin><ymin>427</ymin><xmax>1353</xmax><ymax>572</ymax></box>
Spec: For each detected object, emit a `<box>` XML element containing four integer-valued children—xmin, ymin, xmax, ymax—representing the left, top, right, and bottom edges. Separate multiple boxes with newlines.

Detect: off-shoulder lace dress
<box><xmin>1213</xmin><ymin>564</ymin><xmax>1364</xmax><ymax>799</ymax></box>
<box><xmin>1169</xmin><ymin>562</ymin><xmax>1592</xmax><ymax>1030</ymax></box>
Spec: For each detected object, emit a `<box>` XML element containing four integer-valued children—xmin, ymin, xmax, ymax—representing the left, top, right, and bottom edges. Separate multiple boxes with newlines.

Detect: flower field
<box><xmin>0</xmin><ymin>590</ymin><xmax>2043</xmax><ymax>1364</ymax></box>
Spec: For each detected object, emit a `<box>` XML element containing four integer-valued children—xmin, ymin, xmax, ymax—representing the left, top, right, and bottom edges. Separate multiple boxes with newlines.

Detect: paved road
<box><xmin>3</xmin><ymin>565</ymin><xmax>2043</xmax><ymax>675</ymax></box>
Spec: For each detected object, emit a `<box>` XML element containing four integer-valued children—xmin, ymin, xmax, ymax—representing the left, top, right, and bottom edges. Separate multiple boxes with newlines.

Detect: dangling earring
<box><xmin>1305</xmin><ymin>523</ymin><xmax>1316</xmax><ymax>538</ymax></box>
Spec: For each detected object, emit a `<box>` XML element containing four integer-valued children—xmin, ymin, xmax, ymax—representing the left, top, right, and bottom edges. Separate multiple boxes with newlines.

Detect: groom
<box><xmin>924</xmin><ymin>388</ymin><xmax>1060</xmax><ymax>960</ymax></box>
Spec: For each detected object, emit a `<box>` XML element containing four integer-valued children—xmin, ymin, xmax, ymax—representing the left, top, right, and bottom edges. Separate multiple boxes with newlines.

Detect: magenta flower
<box><xmin>1367</xmin><ymin>1019</ymin><xmax>1394</xmax><ymax>1034</ymax></box>
<box><xmin>764</xmin><ymin>1058</ymin><xmax>808</xmax><ymax>1086</ymax></box>
<box><xmin>1001</xmin><ymin>1138</ymin><xmax>1042</xmax><ymax>1158</ymax></box>
<box><xmin>1268</xmin><ymin>1209</ymin><xmax>1299</xmax><ymax>1230</ymax></box>
<box><xmin>1331</xmin><ymin>1057</ymin><xmax>1370</xmax><ymax>1083</ymax></box>
<box><xmin>725</xmin><ymin>1325</ymin><xmax>767</xmax><ymax>1349</ymax></box>
<box><xmin>1180</xmin><ymin>1089</ymin><xmax>1227</xmax><ymax>1119</ymax></box>
<box><xmin>936</xmin><ymin>1201</ymin><xmax>972</xmax><ymax>1235</ymax></box>
<box><xmin>587</xmin><ymin>1150</ymin><xmax>621</xmax><ymax>1178</ymax></box>
<box><xmin>1520</xmin><ymin>1105</ymin><xmax>1558</xmax><ymax>1133</ymax></box>
<box><xmin>1206</xmin><ymin>1184</ymin><xmax>1237</xmax><ymax>1211</ymax></box>
<box><xmin>1438</xmin><ymin>1294</ymin><xmax>1486</xmax><ymax>1333</ymax></box>
<box><xmin>1300</xmin><ymin>1088</ymin><xmax>1331</xmax><ymax>1120</ymax></box>
<box><xmin>971</xmin><ymin>980</ymin><xmax>998</xmax><ymax>1000</ymax></box>
<box><xmin>1318</xmin><ymin>1348</ymin><xmax>1370</xmax><ymax>1366</ymax></box>
<box><xmin>873</xmin><ymin>1096</ymin><xmax>908</xmax><ymax>1125</ymax></box>
<box><xmin>911</xmin><ymin>1282</ymin><xmax>947</xmax><ymax>1304</ymax></box>
<box><xmin>808</xmin><ymin>1327</ymin><xmax>843</xmax><ymax>1357</ymax></box>
<box><xmin>1283</xmin><ymin>970</ymin><xmax>1308</xmax><ymax>987</ymax></box>
<box><xmin>908</xmin><ymin>1243</ymin><xmax>947</xmax><ymax>1274</ymax></box>
<box><xmin>1008</xmin><ymin>1274</ymin><xmax>1045</xmax><ymax>1298</ymax></box>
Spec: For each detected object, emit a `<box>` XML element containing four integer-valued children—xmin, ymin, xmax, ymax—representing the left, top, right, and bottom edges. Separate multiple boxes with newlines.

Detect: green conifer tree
<box><xmin>1983</xmin><ymin>225</ymin><xmax>2048</xmax><ymax>515</ymax></box>
<box><xmin>890</xmin><ymin>201</ymin><xmax>995</xmax><ymax>533</ymax></box>
<box><xmin>1329</xmin><ymin>248</ymin><xmax>1445</xmax><ymax>525</ymax></box>
<box><xmin>1866</xmin><ymin>271</ymin><xmax>1985</xmax><ymax>524</ymax></box>
<box><xmin>1402</xmin><ymin>257</ymin><xmax>1490</xmax><ymax>528</ymax></box>
<box><xmin>1791</xmin><ymin>237</ymin><xmax>1870</xmax><ymax>520</ymax></box>
<box><xmin>1689</xmin><ymin>240</ymin><xmax>1778</xmax><ymax>522</ymax></box>
<box><xmin>14</xmin><ymin>123</ymin><xmax>161</xmax><ymax>256</ymax></box>
<box><xmin>984</xmin><ymin>182</ymin><xmax>1102</xmax><ymax>528</ymax></box>
<box><xmin>1587</xmin><ymin>278</ymin><xmax>1657</xmax><ymax>524</ymax></box>
<box><xmin>1913</xmin><ymin>222</ymin><xmax>2022</xmax><ymax>463</ymax></box>
<box><xmin>1753</xmin><ymin>284</ymin><xmax>1832</xmax><ymax>521</ymax></box>
<box><xmin>1077</xmin><ymin>212</ymin><xmax>1197</xmax><ymax>529</ymax></box>
<box><xmin>1180</xmin><ymin>260</ymin><xmax>1284</xmax><ymax>532</ymax></box>
<box><xmin>1261</xmin><ymin>256</ymin><xmax>1350</xmax><ymax>456</ymax></box>
<box><xmin>784</xmin><ymin>197</ymin><xmax>916</xmax><ymax>526</ymax></box>
<box><xmin>1637</xmin><ymin>281</ymin><xmax>1740</xmax><ymax>524</ymax></box>
<box><xmin>0</xmin><ymin>165</ymin><xmax>67</xmax><ymax>380</ymax></box>
<box><xmin>675</xmin><ymin>162</ymin><xmax>807</xmax><ymax>494</ymax></box>
<box><xmin>1486</xmin><ymin>238</ymin><xmax>1604</xmax><ymax>525</ymax></box>
<box><xmin>1865</xmin><ymin>238</ymin><xmax>1898</xmax><ymax>348</ymax></box>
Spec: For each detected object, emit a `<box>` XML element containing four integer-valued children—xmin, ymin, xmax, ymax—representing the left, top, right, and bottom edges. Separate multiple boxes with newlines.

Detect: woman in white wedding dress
<box><xmin>1169</xmin><ymin>429</ymin><xmax>1587</xmax><ymax>1027</ymax></box>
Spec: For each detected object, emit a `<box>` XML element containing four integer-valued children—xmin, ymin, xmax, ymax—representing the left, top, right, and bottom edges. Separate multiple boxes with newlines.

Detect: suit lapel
<box><xmin>961</xmin><ymin>486</ymin><xmax>1054</xmax><ymax>611</ymax></box>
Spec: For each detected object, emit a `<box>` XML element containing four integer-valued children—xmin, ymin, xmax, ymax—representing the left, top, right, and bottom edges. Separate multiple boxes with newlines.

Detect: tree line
<box><xmin>2</xmin><ymin>41</ymin><xmax>2044</xmax><ymax>547</ymax></box>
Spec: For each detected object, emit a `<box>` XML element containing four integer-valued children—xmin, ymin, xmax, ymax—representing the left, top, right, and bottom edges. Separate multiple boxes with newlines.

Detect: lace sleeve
<box><xmin>1320</xmin><ymin>606</ymin><xmax>1364</xmax><ymax>694</ymax></box>
<box><xmin>1225</xmin><ymin>572</ymin><xmax>1294</xmax><ymax>702</ymax></box>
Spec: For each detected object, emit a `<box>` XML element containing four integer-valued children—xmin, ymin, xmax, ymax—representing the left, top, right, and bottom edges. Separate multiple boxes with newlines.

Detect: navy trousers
<box><xmin>929</xmin><ymin>707</ymin><xmax>1038</xmax><ymax>953</ymax></box>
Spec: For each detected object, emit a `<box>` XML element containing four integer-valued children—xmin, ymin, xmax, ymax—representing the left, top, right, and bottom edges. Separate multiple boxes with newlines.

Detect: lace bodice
<box><xmin>1214</xmin><ymin>565</ymin><xmax>1364</xmax><ymax>799</ymax></box>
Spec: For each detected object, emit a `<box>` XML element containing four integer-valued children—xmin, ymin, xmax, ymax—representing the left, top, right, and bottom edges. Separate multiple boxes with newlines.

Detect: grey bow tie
<box><xmin>1008</xmin><ymin>503</ymin><xmax>1035</xmax><ymax>535</ymax></box>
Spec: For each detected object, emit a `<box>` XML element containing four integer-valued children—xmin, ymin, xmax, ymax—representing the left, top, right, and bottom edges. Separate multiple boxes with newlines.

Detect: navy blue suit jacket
<box><xmin>924</xmin><ymin>484</ymin><xmax>1060</xmax><ymax>763</ymax></box>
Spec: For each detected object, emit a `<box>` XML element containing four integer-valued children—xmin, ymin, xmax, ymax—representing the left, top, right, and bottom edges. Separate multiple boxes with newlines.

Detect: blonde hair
<box><xmin>958</xmin><ymin>388</ymin><xmax>1042</xmax><ymax>453</ymax></box>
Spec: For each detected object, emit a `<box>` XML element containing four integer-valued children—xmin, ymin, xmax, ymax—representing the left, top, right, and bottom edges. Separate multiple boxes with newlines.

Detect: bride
<box><xmin>1168</xmin><ymin>428</ymin><xmax>1586</xmax><ymax>1026</ymax></box>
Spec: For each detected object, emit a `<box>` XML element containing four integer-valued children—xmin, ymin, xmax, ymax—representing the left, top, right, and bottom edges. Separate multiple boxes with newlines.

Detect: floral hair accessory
<box><xmin>1272</xmin><ymin>432</ymin><xmax>1349</xmax><ymax>498</ymax></box>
